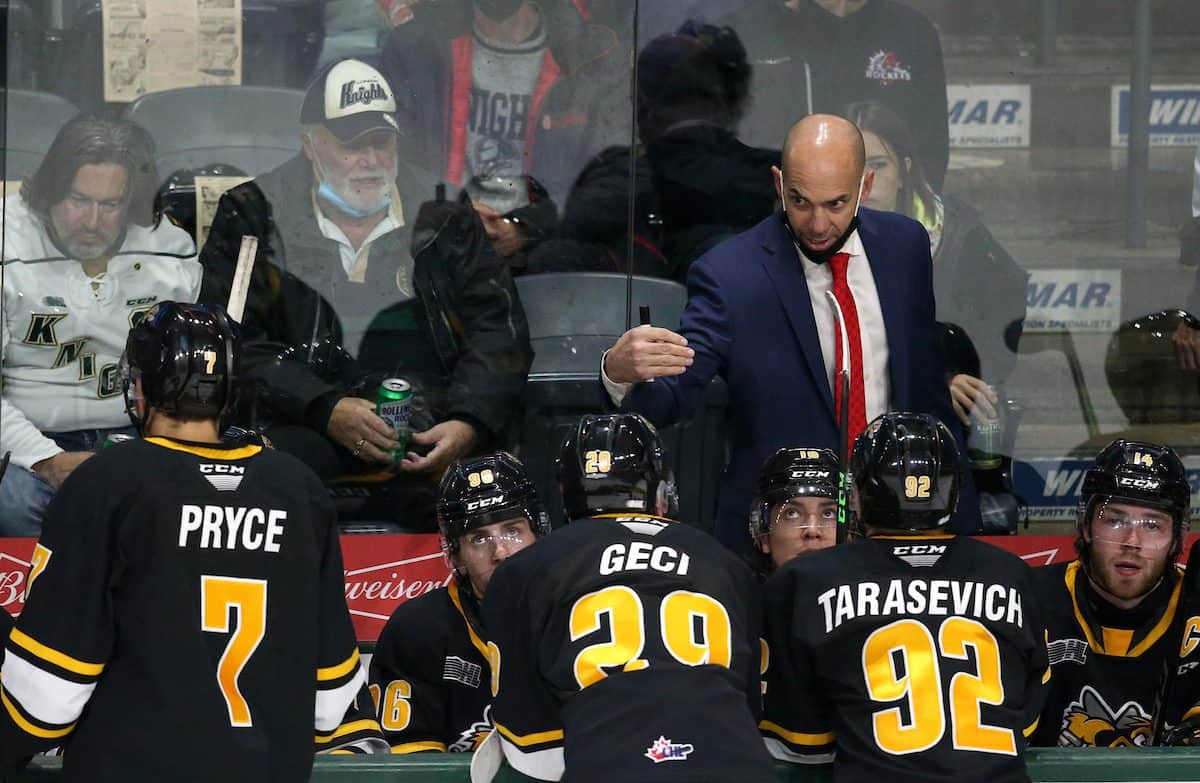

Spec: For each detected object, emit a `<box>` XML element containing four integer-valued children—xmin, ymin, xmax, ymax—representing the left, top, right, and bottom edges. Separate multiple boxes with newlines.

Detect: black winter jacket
<box><xmin>198</xmin><ymin>154</ymin><xmax>533</xmax><ymax>443</ymax></box>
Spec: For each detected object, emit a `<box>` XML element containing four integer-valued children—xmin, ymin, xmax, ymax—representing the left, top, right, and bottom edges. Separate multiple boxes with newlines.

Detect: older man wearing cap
<box><xmin>198</xmin><ymin>58</ymin><xmax>533</xmax><ymax>530</ymax></box>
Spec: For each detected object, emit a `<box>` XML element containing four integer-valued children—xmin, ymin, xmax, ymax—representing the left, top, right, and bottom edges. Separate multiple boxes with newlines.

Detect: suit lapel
<box><xmin>758</xmin><ymin>214</ymin><xmax>836</xmax><ymax>417</ymax></box>
<box><xmin>858</xmin><ymin>211</ymin><xmax>911</xmax><ymax>407</ymax></box>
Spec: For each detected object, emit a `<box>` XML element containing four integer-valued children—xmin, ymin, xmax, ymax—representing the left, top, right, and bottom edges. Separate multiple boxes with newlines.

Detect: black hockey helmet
<box><xmin>121</xmin><ymin>301</ymin><xmax>238</xmax><ymax>429</ymax></box>
<box><xmin>438</xmin><ymin>452</ymin><xmax>549</xmax><ymax>554</ymax></box>
<box><xmin>749</xmin><ymin>447</ymin><xmax>841</xmax><ymax>539</ymax></box>
<box><xmin>850</xmin><ymin>412</ymin><xmax>959</xmax><ymax>531</ymax></box>
<box><xmin>1077</xmin><ymin>439</ymin><xmax>1190</xmax><ymax>558</ymax></box>
<box><xmin>558</xmin><ymin>413</ymin><xmax>678</xmax><ymax>522</ymax></box>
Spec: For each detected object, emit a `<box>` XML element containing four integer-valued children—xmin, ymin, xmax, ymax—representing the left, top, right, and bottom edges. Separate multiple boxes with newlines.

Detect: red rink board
<box><xmin>0</xmin><ymin>533</ymin><xmax>1193</xmax><ymax>643</ymax></box>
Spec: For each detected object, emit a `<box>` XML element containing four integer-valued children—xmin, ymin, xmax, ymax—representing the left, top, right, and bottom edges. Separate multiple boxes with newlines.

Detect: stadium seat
<box><xmin>124</xmin><ymin>86</ymin><xmax>304</xmax><ymax>176</ymax></box>
<box><xmin>1</xmin><ymin>90</ymin><xmax>79</xmax><ymax>181</ymax></box>
<box><xmin>2</xmin><ymin>0</ymin><xmax>40</xmax><ymax>89</ymax></box>
<box><xmin>514</xmin><ymin>273</ymin><xmax>728</xmax><ymax>533</ymax></box>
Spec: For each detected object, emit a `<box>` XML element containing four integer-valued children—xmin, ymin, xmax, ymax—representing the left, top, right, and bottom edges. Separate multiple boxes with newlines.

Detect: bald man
<box><xmin>602</xmin><ymin>115</ymin><xmax>979</xmax><ymax>548</ymax></box>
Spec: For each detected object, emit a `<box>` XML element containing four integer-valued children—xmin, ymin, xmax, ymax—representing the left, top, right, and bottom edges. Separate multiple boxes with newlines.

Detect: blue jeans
<box><xmin>0</xmin><ymin>427</ymin><xmax>137</xmax><ymax>537</ymax></box>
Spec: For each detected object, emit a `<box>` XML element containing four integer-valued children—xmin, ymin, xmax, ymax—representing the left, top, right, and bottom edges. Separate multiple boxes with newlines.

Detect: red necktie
<box><xmin>829</xmin><ymin>252</ymin><xmax>867</xmax><ymax>454</ymax></box>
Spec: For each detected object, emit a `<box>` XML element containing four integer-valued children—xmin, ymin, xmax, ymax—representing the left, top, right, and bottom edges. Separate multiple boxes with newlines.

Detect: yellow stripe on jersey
<box><xmin>1042</xmin><ymin>666</ymin><xmax>1052</xmax><ymax>685</ymax></box>
<box><xmin>392</xmin><ymin>741</ymin><xmax>447</xmax><ymax>754</ymax></box>
<box><xmin>1</xmin><ymin>688</ymin><xmax>74</xmax><ymax>740</ymax></box>
<box><xmin>144</xmin><ymin>437</ymin><xmax>262</xmax><ymax>461</ymax></box>
<box><xmin>1065</xmin><ymin>561</ymin><xmax>1183</xmax><ymax>657</ymax></box>
<box><xmin>317</xmin><ymin>649</ymin><xmax>360</xmax><ymax>682</ymax></box>
<box><xmin>759</xmin><ymin>720</ymin><xmax>835</xmax><ymax>746</ymax></box>
<box><xmin>314</xmin><ymin>719</ymin><xmax>381</xmax><ymax>745</ymax></box>
<box><xmin>447</xmin><ymin>581</ymin><xmax>490</xmax><ymax>661</ymax></box>
<box><xmin>1023</xmin><ymin>716</ymin><xmax>1040</xmax><ymax>738</ymax></box>
<box><xmin>1184</xmin><ymin>705</ymin><xmax>1200</xmax><ymax>722</ymax></box>
<box><xmin>9</xmin><ymin>629</ymin><xmax>104</xmax><ymax>678</ymax></box>
<box><xmin>495</xmin><ymin>721</ymin><xmax>564</xmax><ymax>747</ymax></box>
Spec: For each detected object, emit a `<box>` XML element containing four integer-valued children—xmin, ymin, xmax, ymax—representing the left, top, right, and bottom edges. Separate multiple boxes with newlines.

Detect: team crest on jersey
<box><xmin>1059</xmin><ymin>685</ymin><xmax>1152</xmax><ymax>747</ymax></box>
<box><xmin>644</xmin><ymin>735</ymin><xmax>694</xmax><ymax>763</ymax></box>
<box><xmin>865</xmin><ymin>50</ymin><xmax>912</xmax><ymax>86</ymax></box>
<box><xmin>22</xmin><ymin>313</ymin><xmax>67</xmax><ymax>346</ymax></box>
<box><xmin>448</xmin><ymin>705</ymin><xmax>493</xmax><ymax>752</ymax></box>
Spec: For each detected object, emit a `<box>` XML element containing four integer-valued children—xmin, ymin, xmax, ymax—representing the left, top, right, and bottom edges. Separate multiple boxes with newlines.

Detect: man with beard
<box><xmin>0</xmin><ymin>115</ymin><xmax>200</xmax><ymax>534</ymax></box>
<box><xmin>601</xmin><ymin>113</ymin><xmax>977</xmax><ymax>550</ymax></box>
<box><xmin>1031</xmin><ymin>439</ymin><xmax>1194</xmax><ymax>748</ymax></box>
<box><xmin>199</xmin><ymin>59</ymin><xmax>532</xmax><ymax>530</ymax></box>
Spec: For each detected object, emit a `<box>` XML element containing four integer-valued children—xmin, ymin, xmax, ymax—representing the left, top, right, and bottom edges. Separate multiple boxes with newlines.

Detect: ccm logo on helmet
<box><xmin>1116</xmin><ymin>476</ymin><xmax>1160</xmax><ymax>490</ymax></box>
<box><xmin>466</xmin><ymin>496</ymin><xmax>505</xmax><ymax>512</ymax></box>
<box><xmin>790</xmin><ymin>469</ymin><xmax>831</xmax><ymax>480</ymax></box>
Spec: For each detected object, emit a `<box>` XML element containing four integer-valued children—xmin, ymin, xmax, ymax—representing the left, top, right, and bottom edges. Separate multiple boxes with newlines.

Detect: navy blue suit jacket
<box><xmin>620</xmin><ymin>208</ymin><xmax>981</xmax><ymax>548</ymax></box>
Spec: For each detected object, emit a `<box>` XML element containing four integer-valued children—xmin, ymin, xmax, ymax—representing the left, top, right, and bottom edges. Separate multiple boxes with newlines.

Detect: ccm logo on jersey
<box><xmin>891</xmin><ymin>544</ymin><xmax>947</xmax><ymax>555</ymax></box>
<box><xmin>200</xmin><ymin>463</ymin><xmax>246</xmax><ymax>491</ymax></box>
<box><xmin>599</xmin><ymin>542</ymin><xmax>690</xmax><ymax>576</ymax></box>
<box><xmin>179</xmin><ymin>505</ymin><xmax>285</xmax><ymax>552</ymax></box>
<box><xmin>466</xmin><ymin>496</ymin><xmax>504</xmax><ymax>512</ymax></box>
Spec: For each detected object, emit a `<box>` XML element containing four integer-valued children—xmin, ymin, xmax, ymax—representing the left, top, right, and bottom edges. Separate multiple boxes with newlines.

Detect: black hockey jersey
<box><xmin>0</xmin><ymin>436</ymin><xmax>381</xmax><ymax>781</ymax></box>
<box><xmin>369</xmin><ymin>581</ymin><xmax>494</xmax><ymax>753</ymax></box>
<box><xmin>1031</xmin><ymin>559</ymin><xmax>1182</xmax><ymax>748</ymax></box>
<box><xmin>762</xmin><ymin>534</ymin><xmax>1049</xmax><ymax>783</ymax></box>
<box><xmin>482</xmin><ymin>514</ymin><xmax>774</xmax><ymax>782</ymax></box>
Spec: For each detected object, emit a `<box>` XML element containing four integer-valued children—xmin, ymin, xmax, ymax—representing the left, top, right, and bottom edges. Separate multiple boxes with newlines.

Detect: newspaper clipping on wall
<box><xmin>194</xmin><ymin>175</ymin><xmax>253</xmax><ymax>248</ymax></box>
<box><xmin>102</xmin><ymin>0</ymin><xmax>243</xmax><ymax>103</ymax></box>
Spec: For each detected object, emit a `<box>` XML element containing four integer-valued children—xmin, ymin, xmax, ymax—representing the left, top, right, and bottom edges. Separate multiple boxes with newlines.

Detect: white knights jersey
<box><xmin>1</xmin><ymin>194</ymin><xmax>200</xmax><ymax>468</ymax></box>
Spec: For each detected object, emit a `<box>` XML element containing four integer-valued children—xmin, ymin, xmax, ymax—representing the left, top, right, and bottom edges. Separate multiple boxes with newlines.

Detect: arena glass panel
<box><xmin>0</xmin><ymin>0</ymin><xmax>638</xmax><ymax>544</ymax></box>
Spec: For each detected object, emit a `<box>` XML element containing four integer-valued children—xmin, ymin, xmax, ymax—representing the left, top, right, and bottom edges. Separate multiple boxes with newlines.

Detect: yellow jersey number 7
<box><xmin>201</xmin><ymin>575</ymin><xmax>268</xmax><ymax>728</ymax></box>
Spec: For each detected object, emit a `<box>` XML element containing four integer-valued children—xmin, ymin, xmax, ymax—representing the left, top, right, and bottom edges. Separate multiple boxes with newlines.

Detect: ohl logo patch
<box><xmin>1059</xmin><ymin>685</ymin><xmax>1151</xmax><ymax>747</ymax></box>
<box><xmin>644</xmin><ymin>735</ymin><xmax>694</xmax><ymax>763</ymax></box>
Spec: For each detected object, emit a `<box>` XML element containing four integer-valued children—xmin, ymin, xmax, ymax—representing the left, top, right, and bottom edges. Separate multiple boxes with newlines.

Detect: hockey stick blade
<box><xmin>226</xmin><ymin>235</ymin><xmax>258</xmax><ymax>324</ymax></box>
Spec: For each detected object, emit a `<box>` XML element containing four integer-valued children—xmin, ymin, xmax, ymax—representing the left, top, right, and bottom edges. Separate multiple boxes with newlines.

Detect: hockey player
<box><xmin>0</xmin><ymin>115</ymin><xmax>200</xmax><ymax>534</ymax></box>
<box><xmin>0</xmin><ymin>302</ymin><xmax>383</xmax><ymax>781</ymax></box>
<box><xmin>481</xmin><ymin>413</ymin><xmax>774</xmax><ymax>782</ymax></box>
<box><xmin>750</xmin><ymin>447</ymin><xmax>843</xmax><ymax>573</ymax></box>
<box><xmin>762</xmin><ymin>412</ymin><xmax>1049</xmax><ymax>782</ymax></box>
<box><xmin>1031</xmin><ymin>439</ymin><xmax>1193</xmax><ymax>748</ymax></box>
<box><xmin>368</xmin><ymin>452</ymin><xmax>548</xmax><ymax>753</ymax></box>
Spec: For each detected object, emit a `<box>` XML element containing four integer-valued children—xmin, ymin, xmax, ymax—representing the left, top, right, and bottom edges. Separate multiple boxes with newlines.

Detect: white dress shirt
<box><xmin>602</xmin><ymin>229</ymin><xmax>891</xmax><ymax>421</ymax></box>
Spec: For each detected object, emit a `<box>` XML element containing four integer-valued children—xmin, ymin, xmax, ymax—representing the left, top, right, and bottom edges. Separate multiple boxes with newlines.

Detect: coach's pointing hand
<box><xmin>604</xmin><ymin>326</ymin><xmax>694</xmax><ymax>384</ymax></box>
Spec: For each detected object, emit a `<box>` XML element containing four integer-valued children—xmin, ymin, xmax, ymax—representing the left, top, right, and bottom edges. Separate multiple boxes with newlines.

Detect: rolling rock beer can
<box><xmin>376</xmin><ymin>379</ymin><xmax>413</xmax><ymax>463</ymax></box>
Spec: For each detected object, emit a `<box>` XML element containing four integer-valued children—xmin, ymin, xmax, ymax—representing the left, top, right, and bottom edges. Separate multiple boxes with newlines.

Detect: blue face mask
<box><xmin>316</xmin><ymin>180</ymin><xmax>391</xmax><ymax>219</ymax></box>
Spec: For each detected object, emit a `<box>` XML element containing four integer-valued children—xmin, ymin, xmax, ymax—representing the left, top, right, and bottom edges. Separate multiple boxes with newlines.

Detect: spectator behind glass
<box><xmin>0</xmin><ymin>115</ymin><xmax>200</xmax><ymax>535</ymax></box>
<box><xmin>845</xmin><ymin>100</ymin><xmax>1028</xmax><ymax>427</ymax></box>
<box><xmin>724</xmin><ymin>0</ymin><xmax>950</xmax><ymax>190</ymax></box>
<box><xmin>198</xmin><ymin>59</ymin><xmax>533</xmax><ymax>532</ymax></box>
<box><xmin>527</xmin><ymin>21</ymin><xmax>778</xmax><ymax>279</ymax></box>
<box><xmin>381</xmin><ymin>0</ymin><xmax>625</xmax><ymax>268</ymax></box>
<box><xmin>1174</xmin><ymin>141</ymin><xmax>1200</xmax><ymax>368</ymax></box>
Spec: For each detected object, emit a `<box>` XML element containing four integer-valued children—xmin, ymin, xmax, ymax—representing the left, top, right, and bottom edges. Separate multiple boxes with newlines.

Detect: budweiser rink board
<box><xmin>0</xmin><ymin>534</ymin><xmax>1194</xmax><ymax>642</ymax></box>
